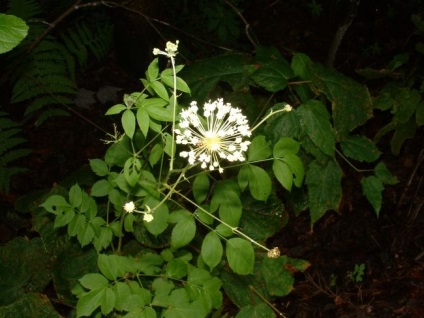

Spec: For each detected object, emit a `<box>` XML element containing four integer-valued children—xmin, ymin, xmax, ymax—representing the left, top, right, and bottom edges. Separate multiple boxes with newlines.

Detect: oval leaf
<box><xmin>226</xmin><ymin>238</ymin><xmax>254</xmax><ymax>275</ymax></box>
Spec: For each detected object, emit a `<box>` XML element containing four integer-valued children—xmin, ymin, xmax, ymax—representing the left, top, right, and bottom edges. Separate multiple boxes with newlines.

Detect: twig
<box><xmin>224</xmin><ymin>0</ymin><xmax>259</xmax><ymax>47</ymax></box>
<box><xmin>397</xmin><ymin>145</ymin><xmax>424</xmax><ymax>210</ymax></box>
<box><xmin>326</xmin><ymin>0</ymin><xmax>360</xmax><ymax>68</ymax></box>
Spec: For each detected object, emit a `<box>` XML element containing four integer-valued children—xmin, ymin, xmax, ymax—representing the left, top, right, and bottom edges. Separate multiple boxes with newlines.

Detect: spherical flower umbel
<box><xmin>123</xmin><ymin>201</ymin><xmax>135</xmax><ymax>213</ymax></box>
<box><xmin>175</xmin><ymin>99</ymin><xmax>251</xmax><ymax>173</ymax></box>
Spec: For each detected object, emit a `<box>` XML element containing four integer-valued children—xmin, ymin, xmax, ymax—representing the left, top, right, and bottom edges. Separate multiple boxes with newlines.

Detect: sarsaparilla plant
<box><xmin>41</xmin><ymin>41</ymin><xmax>309</xmax><ymax>317</ymax></box>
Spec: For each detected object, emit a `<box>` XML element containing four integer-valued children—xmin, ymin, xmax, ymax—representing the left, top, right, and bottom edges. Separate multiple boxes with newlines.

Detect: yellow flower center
<box><xmin>203</xmin><ymin>134</ymin><xmax>221</xmax><ymax>151</ymax></box>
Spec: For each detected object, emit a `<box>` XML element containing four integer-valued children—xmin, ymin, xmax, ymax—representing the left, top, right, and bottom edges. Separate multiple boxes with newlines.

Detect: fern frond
<box><xmin>0</xmin><ymin>112</ymin><xmax>30</xmax><ymax>193</ymax></box>
<box><xmin>0</xmin><ymin>116</ymin><xmax>19</xmax><ymax>130</ymax></box>
<box><xmin>25</xmin><ymin>95</ymin><xmax>73</xmax><ymax>116</ymax></box>
<box><xmin>7</xmin><ymin>0</ymin><xmax>43</xmax><ymax>20</ymax></box>
<box><xmin>0</xmin><ymin>166</ymin><xmax>29</xmax><ymax>193</ymax></box>
<box><xmin>0</xmin><ymin>127</ymin><xmax>21</xmax><ymax>138</ymax></box>
<box><xmin>0</xmin><ymin>149</ymin><xmax>31</xmax><ymax>167</ymax></box>
<box><xmin>35</xmin><ymin>108</ymin><xmax>70</xmax><ymax>127</ymax></box>
<box><xmin>0</xmin><ymin>136</ymin><xmax>26</xmax><ymax>156</ymax></box>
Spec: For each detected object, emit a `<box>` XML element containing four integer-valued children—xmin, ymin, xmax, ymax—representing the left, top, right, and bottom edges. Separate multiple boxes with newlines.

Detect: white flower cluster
<box><xmin>123</xmin><ymin>201</ymin><xmax>154</xmax><ymax>222</ymax></box>
<box><xmin>152</xmin><ymin>40</ymin><xmax>179</xmax><ymax>58</ymax></box>
<box><xmin>175</xmin><ymin>99</ymin><xmax>251</xmax><ymax>173</ymax></box>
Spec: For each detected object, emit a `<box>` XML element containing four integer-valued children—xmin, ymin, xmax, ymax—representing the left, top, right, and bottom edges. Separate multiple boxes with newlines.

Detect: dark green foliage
<box><xmin>5</xmin><ymin>0</ymin><xmax>114</xmax><ymax>126</ymax></box>
<box><xmin>0</xmin><ymin>112</ymin><xmax>30</xmax><ymax>193</ymax></box>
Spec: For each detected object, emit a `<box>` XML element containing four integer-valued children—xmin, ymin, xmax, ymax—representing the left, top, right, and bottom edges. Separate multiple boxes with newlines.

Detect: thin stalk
<box><xmin>169</xmin><ymin>56</ymin><xmax>178</xmax><ymax>171</ymax></box>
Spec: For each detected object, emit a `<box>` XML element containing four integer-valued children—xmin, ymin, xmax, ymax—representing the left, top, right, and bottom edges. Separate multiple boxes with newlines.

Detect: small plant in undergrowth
<box><xmin>347</xmin><ymin>263</ymin><xmax>365</xmax><ymax>284</ymax></box>
<box><xmin>41</xmin><ymin>41</ymin><xmax>309</xmax><ymax>317</ymax></box>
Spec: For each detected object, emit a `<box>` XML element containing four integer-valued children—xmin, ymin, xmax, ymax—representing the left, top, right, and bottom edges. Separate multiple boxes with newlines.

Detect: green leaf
<box><xmin>68</xmin><ymin>213</ymin><xmax>85</xmax><ymax>236</ymax></box>
<box><xmin>171</xmin><ymin>214</ymin><xmax>196</xmax><ymax>249</ymax></box>
<box><xmin>0</xmin><ymin>14</ymin><xmax>28</xmax><ymax>54</ymax></box>
<box><xmin>340</xmin><ymin>135</ymin><xmax>381</xmax><ymax>162</ymax></box>
<box><xmin>374</xmin><ymin>162</ymin><xmax>398</xmax><ymax>185</ymax></box>
<box><xmin>89</xmin><ymin>159</ymin><xmax>109</xmax><ymax>176</ymax></box>
<box><xmin>238</xmin><ymin>164</ymin><xmax>271</xmax><ymax>201</ymax></box>
<box><xmin>261</xmin><ymin>257</ymin><xmax>294</xmax><ymax>296</ymax></box>
<box><xmin>248</xmin><ymin>46</ymin><xmax>294</xmax><ymax>92</ymax></box>
<box><xmin>101</xmin><ymin>287</ymin><xmax>116</xmax><ymax>315</ymax></box>
<box><xmin>41</xmin><ymin>195</ymin><xmax>71</xmax><ymax>214</ymax></box>
<box><xmin>247</xmin><ymin>135</ymin><xmax>272</xmax><ymax>161</ymax></box>
<box><xmin>201</xmin><ymin>231</ymin><xmax>223</xmax><ymax>271</ymax></box>
<box><xmin>163</xmin><ymin>289</ymin><xmax>208</xmax><ymax>318</ymax></box>
<box><xmin>79</xmin><ymin>273</ymin><xmax>109</xmax><ymax>290</ymax></box>
<box><xmin>77</xmin><ymin>223</ymin><xmax>95</xmax><ymax>247</ymax></box>
<box><xmin>123</xmin><ymin>157</ymin><xmax>142</xmax><ymax>187</ymax></box>
<box><xmin>76</xmin><ymin>288</ymin><xmax>105</xmax><ymax>317</ymax></box>
<box><xmin>93</xmin><ymin>227</ymin><xmax>113</xmax><ymax>251</ymax></box>
<box><xmin>166</xmin><ymin>259</ymin><xmax>187</xmax><ymax>279</ymax></box>
<box><xmin>122</xmin><ymin>109</ymin><xmax>136</xmax><ymax>139</ymax></box>
<box><xmin>236</xmin><ymin>303</ymin><xmax>275</xmax><ymax>318</ymax></box>
<box><xmin>91</xmin><ymin>179</ymin><xmax>112</xmax><ymax>197</ymax></box>
<box><xmin>391</xmin><ymin>117</ymin><xmax>417</xmax><ymax>155</ymax></box>
<box><xmin>163</xmin><ymin>133</ymin><xmax>174</xmax><ymax>157</ymax></box>
<box><xmin>146</xmin><ymin>58</ymin><xmax>159</xmax><ymax>81</ymax></box>
<box><xmin>106</xmin><ymin>103</ymin><xmax>126</xmax><ymax>115</ymax></box>
<box><xmin>161</xmin><ymin>75</ymin><xmax>191</xmax><ymax>94</ymax></box>
<box><xmin>272</xmin><ymin>159</ymin><xmax>293</xmax><ymax>191</ymax></box>
<box><xmin>98</xmin><ymin>254</ymin><xmax>126</xmax><ymax>281</ymax></box>
<box><xmin>264</xmin><ymin>104</ymin><xmax>302</xmax><ymax>143</ymax></box>
<box><xmin>273</xmin><ymin>137</ymin><xmax>300</xmax><ymax>157</ymax></box>
<box><xmin>144</xmin><ymin>197</ymin><xmax>169</xmax><ymax>236</ymax></box>
<box><xmin>150</xmin><ymin>81</ymin><xmax>169</xmax><ymax>100</ymax></box>
<box><xmin>226</xmin><ymin>238</ymin><xmax>254</xmax><ymax>275</ymax></box>
<box><xmin>69</xmin><ymin>184</ymin><xmax>83</xmax><ymax>208</ymax></box>
<box><xmin>392</xmin><ymin>88</ymin><xmax>421</xmax><ymax>124</ymax></box>
<box><xmin>137</xmin><ymin>107</ymin><xmax>150</xmax><ymax>137</ymax></box>
<box><xmin>210</xmin><ymin>180</ymin><xmax>242</xmax><ymax>227</ymax></box>
<box><xmin>291</xmin><ymin>53</ymin><xmax>312</xmax><ymax>79</ymax></box>
<box><xmin>297</xmin><ymin>100</ymin><xmax>335</xmax><ymax>156</ymax></box>
<box><xmin>105</xmin><ymin>136</ymin><xmax>132</xmax><ymax>167</ymax></box>
<box><xmin>144</xmin><ymin>99</ymin><xmax>173</xmax><ymax>121</ymax></box>
<box><xmin>149</xmin><ymin>143</ymin><xmax>163</xmax><ymax>167</ymax></box>
<box><xmin>193</xmin><ymin>173</ymin><xmax>210</xmax><ymax>204</ymax></box>
<box><xmin>54</xmin><ymin>207</ymin><xmax>75</xmax><ymax>228</ymax></box>
<box><xmin>308</xmin><ymin>62</ymin><xmax>373</xmax><ymax>140</ymax></box>
<box><xmin>181</xmin><ymin>53</ymin><xmax>248</xmax><ymax>102</ymax></box>
<box><xmin>361</xmin><ymin>176</ymin><xmax>384</xmax><ymax>217</ymax></box>
<box><xmin>306</xmin><ymin>160</ymin><xmax>342</xmax><ymax>225</ymax></box>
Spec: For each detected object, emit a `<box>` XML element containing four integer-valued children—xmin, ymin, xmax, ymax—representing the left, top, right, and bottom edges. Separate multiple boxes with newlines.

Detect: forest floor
<box><xmin>1</xmin><ymin>1</ymin><xmax>424</xmax><ymax>317</ymax></box>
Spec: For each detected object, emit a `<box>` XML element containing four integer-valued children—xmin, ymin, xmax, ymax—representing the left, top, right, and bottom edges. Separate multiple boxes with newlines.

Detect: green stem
<box><xmin>169</xmin><ymin>55</ymin><xmax>178</xmax><ymax>171</ymax></box>
<box><xmin>251</xmin><ymin>107</ymin><xmax>290</xmax><ymax>132</ymax></box>
<box><xmin>116</xmin><ymin>211</ymin><xmax>126</xmax><ymax>254</ymax></box>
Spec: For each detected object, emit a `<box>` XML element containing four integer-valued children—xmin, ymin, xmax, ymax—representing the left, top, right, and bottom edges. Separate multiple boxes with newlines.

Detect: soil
<box><xmin>1</xmin><ymin>0</ymin><xmax>424</xmax><ymax>317</ymax></box>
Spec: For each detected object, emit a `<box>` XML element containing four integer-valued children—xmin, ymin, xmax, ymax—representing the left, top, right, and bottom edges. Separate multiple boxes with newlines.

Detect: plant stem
<box><xmin>169</xmin><ymin>55</ymin><xmax>178</xmax><ymax>171</ymax></box>
<box><xmin>251</xmin><ymin>107</ymin><xmax>290</xmax><ymax>132</ymax></box>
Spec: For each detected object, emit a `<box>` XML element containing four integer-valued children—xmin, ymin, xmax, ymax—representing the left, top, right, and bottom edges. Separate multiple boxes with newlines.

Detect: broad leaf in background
<box><xmin>340</xmin><ymin>135</ymin><xmax>381</xmax><ymax>162</ymax></box>
<box><xmin>361</xmin><ymin>176</ymin><xmax>384</xmax><ymax>216</ymax></box>
<box><xmin>180</xmin><ymin>53</ymin><xmax>248</xmax><ymax>102</ymax></box>
<box><xmin>309</xmin><ymin>62</ymin><xmax>373</xmax><ymax>140</ymax></box>
<box><xmin>306</xmin><ymin>159</ymin><xmax>342</xmax><ymax>225</ymax></box>
<box><xmin>297</xmin><ymin>100</ymin><xmax>335</xmax><ymax>157</ymax></box>
<box><xmin>236</xmin><ymin>303</ymin><xmax>275</xmax><ymax>318</ymax></box>
<box><xmin>247</xmin><ymin>46</ymin><xmax>294</xmax><ymax>92</ymax></box>
<box><xmin>0</xmin><ymin>14</ymin><xmax>28</xmax><ymax>54</ymax></box>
